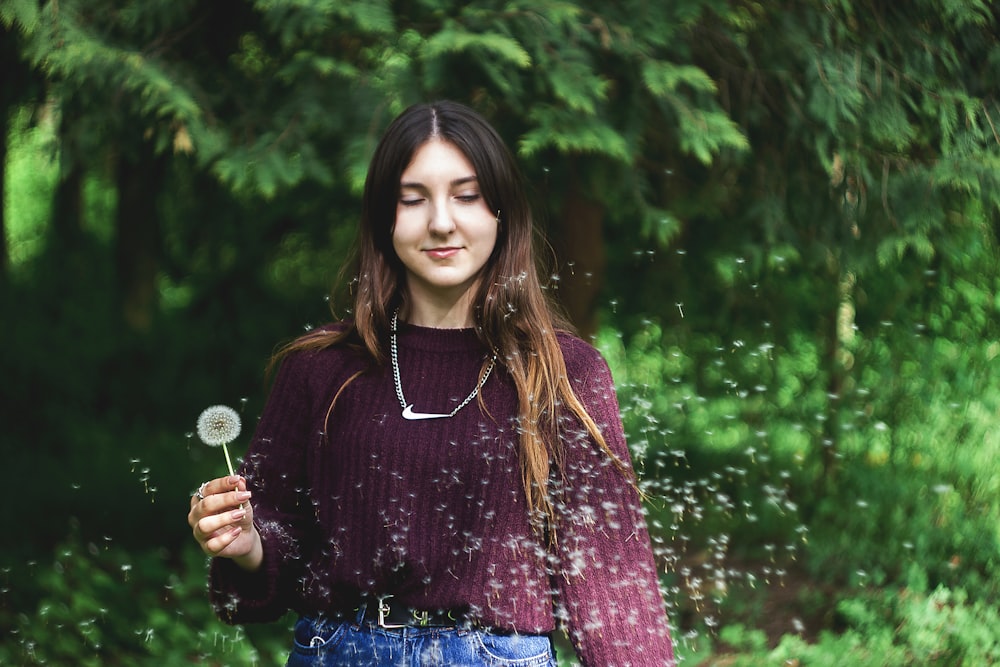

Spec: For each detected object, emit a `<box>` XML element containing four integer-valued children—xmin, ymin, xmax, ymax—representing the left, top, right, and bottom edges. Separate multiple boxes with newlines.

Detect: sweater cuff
<box><xmin>208</xmin><ymin>534</ymin><xmax>283</xmax><ymax>624</ymax></box>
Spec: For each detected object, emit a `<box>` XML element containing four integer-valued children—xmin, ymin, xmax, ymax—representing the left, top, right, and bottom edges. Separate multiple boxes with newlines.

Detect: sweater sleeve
<box><xmin>554</xmin><ymin>339</ymin><xmax>676</xmax><ymax>666</ymax></box>
<box><xmin>209</xmin><ymin>351</ymin><xmax>316</xmax><ymax>624</ymax></box>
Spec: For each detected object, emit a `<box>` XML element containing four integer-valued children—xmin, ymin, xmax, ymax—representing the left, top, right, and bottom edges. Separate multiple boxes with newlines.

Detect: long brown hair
<box><xmin>276</xmin><ymin>100</ymin><xmax>631</xmax><ymax>541</ymax></box>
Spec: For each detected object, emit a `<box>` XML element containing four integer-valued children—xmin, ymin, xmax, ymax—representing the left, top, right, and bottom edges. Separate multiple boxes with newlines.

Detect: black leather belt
<box><xmin>361</xmin><ymin>595</ymin><xmax>469</xmax><ymax>629</ymax></box>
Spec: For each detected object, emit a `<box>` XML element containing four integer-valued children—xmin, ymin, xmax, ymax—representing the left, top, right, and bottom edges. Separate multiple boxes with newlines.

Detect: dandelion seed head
<box><xmin>196</xmin><ymin>405</ymin><xmax>241</xmax><ymax>446</ymax></box>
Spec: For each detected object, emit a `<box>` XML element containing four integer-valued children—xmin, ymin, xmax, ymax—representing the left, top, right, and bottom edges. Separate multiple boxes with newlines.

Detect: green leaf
<box><xmin>875</xmin><ymin>234</ymin><xmax>936</xmax><ymax>267</ymax></box>
<box><xmin>675</xmin><ymin>107</ymin><xmax>749</xmax><ymax>164</ymax></box>
<box><xmin>639</xmin><ymin>206</ymin><xmax>682</xmax><ymax>245</ymax></box>
<box><xmin>641</xmin><ymin>60</ymin><xmax>717</xmax><ymax>97</ymax></box>
<box><xmin>0</xmin><ymin>0</ymin><xmax>40</xmax><ymax>31</ymax></box>
<box><xmin>279</xmin><ymin>51</ymin><xmax>361</xmax><ymax>81</ymax></box>
<box><xmin>421</xmin><ymin>25</ymin><xmax>531</xmax><ymax>69</ymax></box>
<box><xmin>255</xmin><ymin>0</ymin><xmax>393</xmax><ymax>36</ymax></box>
<box><xmin>335</xmin><ymin>0</ymin><xmax>394</xmax><ymax>33</ymax></box>
<box><xmin>519</xmin><ymin>106</ymin><xmax>630</xmax><ymax>161</ymax></box>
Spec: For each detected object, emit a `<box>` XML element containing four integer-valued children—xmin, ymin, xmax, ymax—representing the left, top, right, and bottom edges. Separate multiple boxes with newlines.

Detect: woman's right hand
<box><xmin>188</xmin><ymin>475</ymin><xmax>263</xmax><ymax>571</ymax></box>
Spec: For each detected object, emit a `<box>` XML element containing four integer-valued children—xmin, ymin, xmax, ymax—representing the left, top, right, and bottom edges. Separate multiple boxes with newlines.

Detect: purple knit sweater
<box><xmin>210</xmin><ymin>323</ymin><xmax>675</xmax><ymax>665</ymax></box>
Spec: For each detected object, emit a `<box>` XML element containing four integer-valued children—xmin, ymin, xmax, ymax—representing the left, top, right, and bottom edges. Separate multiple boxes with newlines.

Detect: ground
<box><xmin>671</xmin><ymin>558</ymin><xmax>841</xmax><ymax>664</ymax></box>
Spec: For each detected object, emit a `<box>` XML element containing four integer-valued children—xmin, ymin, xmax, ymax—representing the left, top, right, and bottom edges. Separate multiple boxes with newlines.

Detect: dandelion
<box><xmin>196</xmin><ymin>405</ymin><xmax>241</xmax><ymax>476</ymax></box>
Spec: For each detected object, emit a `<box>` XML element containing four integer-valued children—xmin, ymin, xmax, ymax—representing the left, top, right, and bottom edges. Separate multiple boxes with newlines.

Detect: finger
<box><xmin>194</xmin><ymin>506</ymin><xmax>248</xmax><ymax>544</ymax></box>
<box><xmin>189</xmin><ymin>488</ymin><xmax>251</xmax><ymax>533</ymax></box>
<box><xmin>187</xmin><ymin>495</ymin><xmax>213</xmax><ymax>528</ymax></box>
<box><xmin>190</xmin><ymin>483</ymin><xmax>207</xmax><ymax>510</ymax></box>
<box><xmin>200</xmin><ymin>489</ymin><xmax>252</xmax><ymax>517</ymax></box>
<box><xmin>202</xmin><ymin>525</ymin><xmax>244</xmax><ymax>557</ymax></box>
<box><xmin>200</xmin><ymin>475</ymin><xmax>245</xmax><ymax>498</ymax></box>
<box><xmin>189</xmin><ymin>476</ymin><xmax>246</xmax><ymax>513</ymax></box>
<box><xmin>188</xmin><ymin>491</ymin><xmax>253</xmax><ymax>538</ymax></box>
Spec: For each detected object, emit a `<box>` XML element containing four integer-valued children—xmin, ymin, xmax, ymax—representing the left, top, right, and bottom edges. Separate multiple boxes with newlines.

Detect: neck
<box><xmin>402</xmin><ymin>293</ymin><xmax>476</xmax><ymax>329</ymax></box>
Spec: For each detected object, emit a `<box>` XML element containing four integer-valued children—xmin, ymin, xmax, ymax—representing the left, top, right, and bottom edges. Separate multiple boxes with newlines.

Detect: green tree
<box><xmin>603</xmin><ymin>0</ymin><xmax>1000</xmax><ymax>483</ymax></box>
<box><xmin>3</xmin><ymin>0</ymin><xmax>999</xmax><ymax>577</ymax></box>
<box><xmin>0</xmin><ymin>16</ymin><xmax>42</xmax><ymax>280</ymax></box>
<box><xmin>5</xmin><ymin>0</ymin><xmax>751</xmax><ymax>332</ymax></box>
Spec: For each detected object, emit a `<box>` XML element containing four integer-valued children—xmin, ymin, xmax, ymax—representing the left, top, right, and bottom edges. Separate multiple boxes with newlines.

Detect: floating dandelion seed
<box><xmin>196</xmin><ymin>405</ymin><xmax>241</xmax><ymax>476</ymax></box>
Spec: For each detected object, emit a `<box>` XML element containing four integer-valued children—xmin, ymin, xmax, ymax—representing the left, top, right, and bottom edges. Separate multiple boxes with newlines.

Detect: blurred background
<box><xmin>2</xmin><ymin>1</ymin><xmax>999</xmax><ymax>664</ymax></box>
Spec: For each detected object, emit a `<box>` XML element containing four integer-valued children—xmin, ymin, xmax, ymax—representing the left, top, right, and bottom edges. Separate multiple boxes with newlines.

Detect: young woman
<box><xmin>188</xmin><ymin>100</ymin><xmax>675</xmax><ymax>666</ymax></box>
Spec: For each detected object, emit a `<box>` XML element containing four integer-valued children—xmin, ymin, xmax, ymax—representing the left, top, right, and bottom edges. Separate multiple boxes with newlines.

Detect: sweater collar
<box><xmin>395</xmin><ymin>321</ymin><xmax>486</xmax><ymax>353</ymax></box>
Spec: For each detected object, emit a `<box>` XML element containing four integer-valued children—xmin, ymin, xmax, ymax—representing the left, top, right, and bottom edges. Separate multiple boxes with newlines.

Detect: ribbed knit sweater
<box><xmin>210</xmin><ymin>322</ymin><xmax>675</xmax><ymax>666</ymax></box>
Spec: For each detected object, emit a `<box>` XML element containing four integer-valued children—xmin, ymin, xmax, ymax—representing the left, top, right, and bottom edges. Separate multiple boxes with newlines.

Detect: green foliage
<box><xmin>256</xmin><ymin>0</ymin><xmax>394</xmax><ymax>44</ymax></box>
<box><xmin>0</xmin><ymin>0</ymin><xmax>40</xmax><ymax>32</ymax></box>
<box><xmin>0</xmin><ymin>533</ymin><xmax>290</xmax><ymax>666</ymax></box>
<box><xmin>745</xmin><ymin>585</ymin><xmax>1000</xmax><ymax>666</ymax></box>
<box><xmin>597</xmin><ymin>247</ymin><xmax>1000</xmax><ymax>659</ymax></box>
<box><xmin>519</xmin><ymin>106</ymin><xmax>631</xmax><ymax>160</ymax></box>
<box><xmin>422</xmin><ymin>23</ymin><xmax>532</xmax><ymax>69</ymax></box>
<box><xmin>4</xmin><ymin>107</ymin><xmax>55</xmax><ymax>266</ymax></box>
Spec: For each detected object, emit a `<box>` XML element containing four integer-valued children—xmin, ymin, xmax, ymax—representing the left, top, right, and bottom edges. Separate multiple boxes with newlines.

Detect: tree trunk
<box><xmin>0</xmin><ymin>25</ymin><xmax>29</xmax><ymax>282</ymax></box>
<box><xmin>819</xmin><ymin>259</ymin><xmax>851</xmax><ymax>484</ymax></box>
<box><xmin>552</xmin><ymin>168</ymin><xmax>606</xmax><ymax>338</ymax></box>
<box><xmin>0</xmin><ymin>109</ymin><xmax>7</xmax><ymax>282</ymax></box>
<box><xmin>115</xmin><ymin>145</ymin><xmax>167</xmax><ymax>332</ymax></box>
<box><xmin>51</xmin><ymin>160</ymin><xmax>85</xmax><ymax>249</ymax></box>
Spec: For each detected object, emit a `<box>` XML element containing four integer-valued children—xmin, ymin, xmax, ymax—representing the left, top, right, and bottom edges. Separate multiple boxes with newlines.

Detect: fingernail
<box><xmin>232</xmin><ymin>509</ymin><xmax>246</xmax><ymax>520</ymax></box>
<box><xmin>228</xmin><ymin>475</ymin><xmax>241</xmax><ymax>485</ymax></box>
<box><xmin>236</xmin><ymin>491</ymin><xmax>251</xmax><ymax>501</ymax></box>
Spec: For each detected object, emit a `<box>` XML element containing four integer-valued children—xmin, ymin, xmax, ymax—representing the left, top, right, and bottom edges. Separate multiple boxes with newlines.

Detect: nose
<box><xmin>427</xmin><ymin>201</ymin><xmax>456</xmax><ymax>235</ymax></box>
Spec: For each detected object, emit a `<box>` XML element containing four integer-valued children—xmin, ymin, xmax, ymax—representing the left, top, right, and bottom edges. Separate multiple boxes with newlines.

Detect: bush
<box><xmin>0</xmin><ymin>529</ymin><xmax>290</xmax><ymax>666</ymax></box>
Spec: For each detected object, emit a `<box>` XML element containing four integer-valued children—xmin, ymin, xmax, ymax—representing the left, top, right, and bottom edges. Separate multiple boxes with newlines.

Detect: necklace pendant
<box><xmin>391</xmin><ymin>309</ymin><xmax>494</xmax><ymax>422</ymax></box>
<box><xmin>401</xmin><ymin>404</ymin><xmax>452</xmax><ymax>421</ymax></box>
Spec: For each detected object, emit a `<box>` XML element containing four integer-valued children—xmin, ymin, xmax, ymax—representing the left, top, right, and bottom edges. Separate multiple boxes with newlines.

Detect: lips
<box><xmin>424</xmin><ymin>247</ymin><xmax>461</xmax><ymax>259</ymax></box>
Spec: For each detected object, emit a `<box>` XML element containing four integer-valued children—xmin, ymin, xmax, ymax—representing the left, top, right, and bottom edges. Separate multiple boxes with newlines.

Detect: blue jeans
<box><xmin>286</xmin><ymin>614</ymin><xmax>557</xmax><ymax>667</ymax></box>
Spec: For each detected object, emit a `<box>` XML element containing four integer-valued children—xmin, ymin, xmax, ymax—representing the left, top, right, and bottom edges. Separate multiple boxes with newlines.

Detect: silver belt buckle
<box><xmin>376</xmin><ymin>595</ymin><xmax>406</xmax><ymax>629</ymax></box>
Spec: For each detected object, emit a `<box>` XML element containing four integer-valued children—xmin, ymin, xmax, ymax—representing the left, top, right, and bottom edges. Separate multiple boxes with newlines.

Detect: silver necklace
<box><xmin>390</xmin><ymin>309</ymin><xmax>496</xmax><ymax>420</ymax></box>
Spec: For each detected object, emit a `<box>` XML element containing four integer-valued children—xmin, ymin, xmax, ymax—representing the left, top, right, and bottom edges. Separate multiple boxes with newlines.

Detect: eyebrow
<box><xmin>400</xmin><ymin>176</ymin><xmax>479</xmax><ymax>189</ymax></box>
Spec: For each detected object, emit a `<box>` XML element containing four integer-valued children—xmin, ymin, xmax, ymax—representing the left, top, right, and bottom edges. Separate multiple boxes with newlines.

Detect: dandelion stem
<box><xmin>222</xmin><ymin>443</ymin><xmax>236</xmax><ymax>477</ymax></box>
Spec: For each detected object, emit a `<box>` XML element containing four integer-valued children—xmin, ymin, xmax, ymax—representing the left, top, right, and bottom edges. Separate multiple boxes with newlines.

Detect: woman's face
<box><xmin>392</xmin><ymin>139</ymin><xmax>498</xmax><ymax>310</ymax></box>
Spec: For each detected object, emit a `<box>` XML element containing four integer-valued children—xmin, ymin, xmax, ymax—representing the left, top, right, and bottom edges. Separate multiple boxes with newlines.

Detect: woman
<box><xmin>188</xmin><ymin>100</ymin><xmax>675</xmax><ymax>666</ymax></box>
